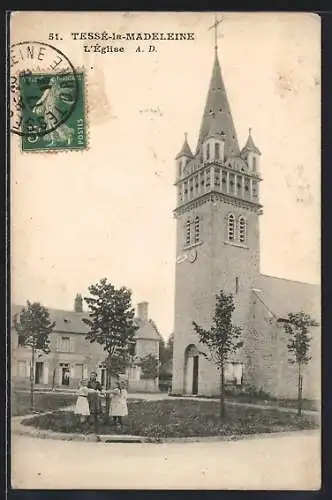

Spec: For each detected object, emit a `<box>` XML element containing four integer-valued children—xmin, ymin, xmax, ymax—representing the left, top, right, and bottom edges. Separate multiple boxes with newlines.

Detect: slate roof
<box><xmin>175</xmin><ymin>133</ymin><xmax>194</xmax><ymax>160</ymax></box>
<box><xmin>256</xmin><ymin>274</ymin><xmax>320</xmax><ymax>319</ymax></box>
<box><xmin>241</xmin><ymin>128</ymin><xmax>261</xmax><ymax>156</ymax></box>
<box><xmin>11</xmin><ymin>305</ymin><xmax>162</xmax><ymax>341</ymax></box>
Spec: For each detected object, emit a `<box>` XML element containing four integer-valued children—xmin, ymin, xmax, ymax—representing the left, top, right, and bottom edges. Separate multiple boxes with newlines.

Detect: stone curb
<box><xmin>12</xmin><ymin>417</ymin><xmax>319</xmax><ymax>444</ymax></box>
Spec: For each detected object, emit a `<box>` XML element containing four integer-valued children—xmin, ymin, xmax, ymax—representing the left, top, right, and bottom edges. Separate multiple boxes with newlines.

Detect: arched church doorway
<box><xmin>184</xmin><ymin>344</ymin><xmax>199</xmax><ymax>395</ymax></box>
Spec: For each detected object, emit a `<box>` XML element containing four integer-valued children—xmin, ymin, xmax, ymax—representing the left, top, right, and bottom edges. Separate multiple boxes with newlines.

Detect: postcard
<box><xmin>10</xmin><ymin>11</ymin><xmax>321</xmax><ymax>490</ymax></box>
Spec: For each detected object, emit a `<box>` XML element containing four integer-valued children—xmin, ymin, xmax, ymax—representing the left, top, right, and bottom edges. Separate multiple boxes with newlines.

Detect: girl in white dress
<box><xmin>74</xmin><ymin>379</ymin><xmax>90</xmax><ymax>423</ymax></box>
<box><xmin>109</xmin><ymin>380</ymin><xmax>128</xmax><ymax>427</ymax></box>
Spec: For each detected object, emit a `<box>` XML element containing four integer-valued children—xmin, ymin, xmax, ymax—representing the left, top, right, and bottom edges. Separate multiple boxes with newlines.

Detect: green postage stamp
<box><xmin>19</xmin><ymin>72</ymin><xmax>86</xmax><ymax>152</ymax></box>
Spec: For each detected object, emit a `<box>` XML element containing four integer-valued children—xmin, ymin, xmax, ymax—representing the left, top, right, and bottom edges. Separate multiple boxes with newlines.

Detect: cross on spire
<box><xmin>208</xmin><ymin>14</ymin><xmax>224</xmax><ymax>53</ymax></box>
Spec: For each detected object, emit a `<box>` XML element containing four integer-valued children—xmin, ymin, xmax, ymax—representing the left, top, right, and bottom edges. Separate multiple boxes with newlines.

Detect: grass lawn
<box><xmin>20</xmin><ymin>399</ymin><xmax>319</xmax><ymax>438</ymax></box>
<box><xmin>225</xmin><ymin>395</ymin><xmax>319</xmax><ymax>412</ymax></box>
<box><xmin>12</xmin><ymin>391</ymin><xmax>77</xmax><ymax>416</ymax></box>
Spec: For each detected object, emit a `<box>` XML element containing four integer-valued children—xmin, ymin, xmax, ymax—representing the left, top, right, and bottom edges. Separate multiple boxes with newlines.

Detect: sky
<box><xmin>11</xmin><ymin>12</ymin><xmax>321</xmax><ymax>339</ymax></box>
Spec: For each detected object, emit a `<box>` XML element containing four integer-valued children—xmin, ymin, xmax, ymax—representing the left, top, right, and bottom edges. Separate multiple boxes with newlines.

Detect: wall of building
<box><xmin>172</xmin><ymin>200</ymin><xmax>215</xmax><ymax>394</ymax></box>
<box><xmin>12</xmin><ymin>328</ymin><xmax>161</xmax><ymax>392</ymax></box>
<box><xmin>245</xmin><ymin>294</ymin><xmax>320</xmax><ymax>399</ymax></box>
<box><xmin>135</xmin><ymin>338</ymin><xmax>159</xmax><ymax>359</ymax></box>
<box><xmin>172</xmin><ymin>194</ymin><xmax>261</xmax><ymax>396</ymax></box>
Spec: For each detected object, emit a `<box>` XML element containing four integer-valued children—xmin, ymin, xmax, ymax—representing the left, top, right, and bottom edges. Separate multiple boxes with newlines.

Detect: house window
<box><xmin>225</xmin><ymin>362</ymin><xmax>243</xmax><ymax>385</ymax></box>
<box><xmin>76</xmin><ymin>363</ymin><xmax>84</xmax><ymax>380</ymax></box>
<box><xmin>56</xmin><ymin>336</ymin><xmax>73</xmax><ymax>352</ymax></box>
<box><xmin>239</xmin><ymin>216</ymin><xmax>247</xmax><ymax>243</ymax></box>
<box><xmin>252</xmin><ymin>156</ymin><xmax>257</xmax><ymax>171</ymax></box>
<box><xmin>17</xmin><ymin>360</ymin><xmax>26</xmax><ymax>378</ymax></box>
<box><xmin>215</xmin><ymin>142</ymin><xmax>220</xmax><ymax>160</ymax></box>
<box><xmin>235</xmin><ymin>277</ymin><xmax>239</xmax><ymax>294</ymax></box>
<box><xmin>228</xmin><ymin>214</ymin><xmax>235</xmax><ymax>241</ymax></box>
<box><xmin>61</xmin><ymin>337</ymin><xmax>70</xmax><ymax>352</ymax></box>
<box><xmin>185</xmin><ymin>219</ymin><xmax>191</xmax><ymax>245</ymax></box>
<box><xmin>194</xmin><ymin>216</ymin><xmax>200</xmax><ymax>243</ymax></box>
<box><xmin>18</xmin><ymin>334</ymin><xmax>25</xmax><ymax>348</ymax></box>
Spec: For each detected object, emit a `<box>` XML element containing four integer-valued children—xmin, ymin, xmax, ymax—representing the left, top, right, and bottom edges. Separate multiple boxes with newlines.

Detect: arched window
<box><xmin>228</xmin><ymin>214</ymin><xmax>235</xmax><ymax>241</ymax></box>
<box><xmin>194</xmin><ymin>216</ymin><xmax>200</xmax><ymax>243</ymax></box>
<box><xmin>215</xmin><ymin>142</ymin><xmax>220</xmax><ymax>160</ymax></box>
<box><xmin>206</xmin><ymin>143</ymin><xmax>210</xmax><ymax>161</ymax></box>
<box><xmin>239</xmin><ymin>216</ymin><xmax>247</xmax><ymax>243</ymax></box>
<box><xmin>185</xmin><ymin>219</ymin><xmax>191</xmax><ymax>245</ymax></box>
<box><xmin>252</xmin><ymin>156</ymin><xmax>257</xmax><ymax>171</ymax></box>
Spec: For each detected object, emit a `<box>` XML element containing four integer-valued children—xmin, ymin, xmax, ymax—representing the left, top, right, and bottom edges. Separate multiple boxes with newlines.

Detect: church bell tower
<box><xmin>172</xmin><ymin>39</ymin><xmax>263</xmax><ymax>396</ymax></box>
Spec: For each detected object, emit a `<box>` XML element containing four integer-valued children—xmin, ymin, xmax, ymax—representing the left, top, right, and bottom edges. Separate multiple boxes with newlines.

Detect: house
<box><xmin>11</xmin><ymin>296</ymin><xmax>162</xmax><ymax>392</ymax></box>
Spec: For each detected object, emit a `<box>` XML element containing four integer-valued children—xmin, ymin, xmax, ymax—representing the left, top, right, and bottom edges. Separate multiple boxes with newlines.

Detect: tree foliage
<box><xmin>193</xmin><ymin>291</ymin><xmax>242</xmax><ymax>418</ymax></box>
<box><xmin>14</xmin><ymin>301</ymin><xmax>55</xmax><ymax>353</ymax></box>
<box><xmin>83</xmin><ymin>278</ymin><xmax>138</xmax><ymax>413</ymax></box>
<box><xmin>139</xmin><ymin>354</ymin><xmax>159</xmax><ymax>379</ymax></box>
<box><xmin>159</xmin><ymin>333</ymin><xmax>174</xmax><ymax>378</ymax></box>
<box><xmin>282</xmin><ymin>312</ymin><xmax>319</xmax><ymax>365</ymax></box>
<box><xmin>281</xmin><ymin>311</ymin><xmax>319</xmax><ymax>416</ymax></box>
<box><xmin>193</xmin><ymin>292</ymin><xmax>242</xmax><ymax>368</ymax></box>
<box><xmin>14</xmin><ymin>301</ymin><xmax>55</xmax><ymax>410</ymax></box>
<box><xmin>83</xmin><ymin>278</ymin><xmax>138</xmax><ymax>359</ymax></box>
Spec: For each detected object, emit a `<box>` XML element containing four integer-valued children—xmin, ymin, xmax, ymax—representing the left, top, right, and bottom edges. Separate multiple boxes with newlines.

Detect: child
<box><xmin>74</xmin><ymin>379</ymin><xmax>90</xmax><ymax>425</ymax></box>
<box><xmin>109</xmin><ymin>380</ymin><xmax>128</xmax><ymax>427</ymax></box>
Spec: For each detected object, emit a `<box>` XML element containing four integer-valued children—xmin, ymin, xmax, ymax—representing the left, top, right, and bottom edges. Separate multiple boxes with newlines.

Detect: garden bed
<box><xmin>20</xmin><ymin>399</ymin><xmax>319</xmax><ymax>438</ymax></box>
<box><xmin>12</xmin><ymin>391</ymin><xmax>77</xmax><ymax>416</ymax></box>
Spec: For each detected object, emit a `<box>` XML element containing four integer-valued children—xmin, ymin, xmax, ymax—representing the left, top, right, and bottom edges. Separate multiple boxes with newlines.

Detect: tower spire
<box><xmin>196</xmin><ymin>15</ymin><xmax>239</xmax><ymax>157</ymax></box>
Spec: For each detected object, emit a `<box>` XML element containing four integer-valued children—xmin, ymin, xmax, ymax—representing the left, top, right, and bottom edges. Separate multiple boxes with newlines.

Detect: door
<box><xmin>192</xmin><ymin>356</ymin><xmax>199</xmax><ymax>395</ymax></box>
<box><xmin>62</xmin><ymin>366</ymin><xmax>70</xmax><ymax>386</ymax></box>
<box><xmin>35</xmin><ymin>362</ymin><xmax>44</xmax><ymax>384</ymax></box>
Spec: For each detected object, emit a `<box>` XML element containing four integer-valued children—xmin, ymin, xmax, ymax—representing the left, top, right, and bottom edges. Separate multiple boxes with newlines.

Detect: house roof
<box><xmin>256</xmin><ymin>274</ymin><xmax>320</xmax><ymax>319</ymax></box>
<box><xmin>134</xmin><ymin>318</ymin><xmax>163</xmax><ymax>341</ymax></box>
<box><xmin>11</xmin><ymin>305</ymin><xmax>161</xmax><ymax>341</ymax></box>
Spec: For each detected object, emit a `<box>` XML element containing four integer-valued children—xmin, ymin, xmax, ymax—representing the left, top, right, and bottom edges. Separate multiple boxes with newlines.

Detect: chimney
<box><xmin>137</xmin><ymin>301</ymin><xmax>149</xmax><ymax>321</ymax></box>
<box><xmin>74</xmin><ymin>294</ymin><xmax>83</xmax><ymax>313</ymax></box>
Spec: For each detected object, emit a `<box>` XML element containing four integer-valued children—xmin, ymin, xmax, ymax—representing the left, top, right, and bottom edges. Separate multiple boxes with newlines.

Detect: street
<box><xmin>11</xmin><ymin>431</ymin><xmax>320</xmax><ymax>490</ymax></box>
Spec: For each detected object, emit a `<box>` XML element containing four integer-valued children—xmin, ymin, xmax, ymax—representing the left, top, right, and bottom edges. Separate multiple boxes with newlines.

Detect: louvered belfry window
<box><xmin>194</xmin><ymin>216</ymin><xmax>200</xmax><ymax>243</ymax></box>
<box><xmin>228</xmin><ymin>214</ymin><xmax>235</xmax><ymax>241</ymax></box>
<box><xmin>239</xmin><ymin>216</ymin><xmax>247</xmax><ymax>243</ymax></box>
<box><xmin>185</xmin><ymin>219</ymin><xmax>191</xmax><ymax>245</ymax></box>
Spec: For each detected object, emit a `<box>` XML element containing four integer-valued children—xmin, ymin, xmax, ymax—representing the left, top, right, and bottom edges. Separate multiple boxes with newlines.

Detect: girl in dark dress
<box><xmin>87</xmin><ymin>372</ymin><xmax>103</xmax><ymax>427</ymax></box>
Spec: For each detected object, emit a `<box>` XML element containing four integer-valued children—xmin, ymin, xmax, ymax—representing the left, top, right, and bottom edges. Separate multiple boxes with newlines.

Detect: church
<box><xmin>171</xmin><ymin>41</ymin><xmax>320</xmax><ymax>400</ymax></box>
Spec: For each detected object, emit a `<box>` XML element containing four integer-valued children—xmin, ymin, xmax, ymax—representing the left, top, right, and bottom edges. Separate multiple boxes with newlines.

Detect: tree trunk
<box><xmin>52</xmin><ymin>368</ymin><xmax>56</xmax><ymax>390</ymax></box>
<box><xmin>105</xmin><ymin>354</ymin><xmax>111</xmax><ymax>415</ymax></box>
<box><xmin>297</xmin><ymin>363</ymin><xmax>303</xmax><ymax>417</ymax></box>
<box><xmin>30</xmin><ymin>345</ymin><xmax>35</xmax><ymax>412</ymax></box>
<box><xmin>220</xmin><ymin>364</ymin><xmax>226</xmax><ymax>419</ymax></box>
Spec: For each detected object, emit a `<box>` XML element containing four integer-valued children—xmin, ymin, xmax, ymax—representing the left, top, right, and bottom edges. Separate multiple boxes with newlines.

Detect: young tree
<box><xmin>139</xmin><ymin>354</ymin><xmax>159</xmax><ymax>380</ymax></box>
<box><xmin>83</xmin><ymin>278</ymin><xmax>138</xmax><ymax>414</ymax></box>
<box><xmin>14</xmin><ymin>301</ymin><xmax>55</xmax><ymax>411</ymax></box>
<box><xmin>281</xmin><ymin>312</ymin><xmax>319</xmax><ymax>416</ymax></box>
<box><xmin>193</xmin><ymin>291</ymin><xmax>242</xmax><ymax>419</ymax></box>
